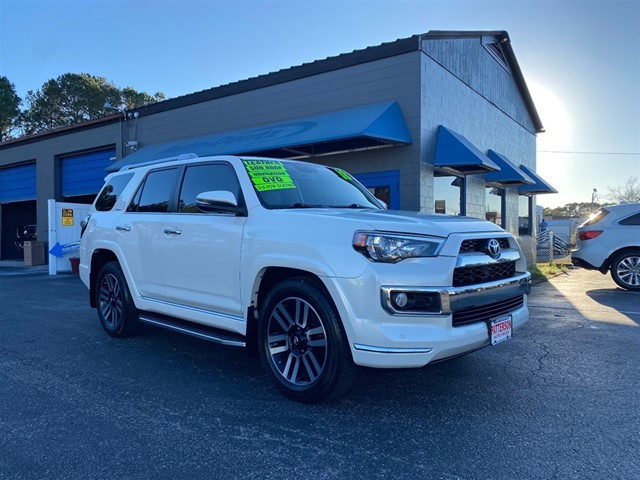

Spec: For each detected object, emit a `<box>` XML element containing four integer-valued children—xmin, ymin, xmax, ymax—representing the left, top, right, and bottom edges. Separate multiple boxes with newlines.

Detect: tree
<box><xmin>543</xmin><ymin>202</ymin><xmax>603</xmax><ymax>217</ymax></box>
<box><xmin>20</xmin><ymin>73</ymin><xmax>164</xmax><ymax>135</ymax></box>
<box><xmin>120</xmin><ymin>87</ymin><xmax>165</xmax><ymax>110</ymax></box>
<box><xmin>607</xmin><ymin>176</ymin><xmax>640</xmax><ymax>204</ymax></box>
<box><xmin>0</xmin><ymin>76</ymin><xmax>21</xmax><ymax>142</ymax></box>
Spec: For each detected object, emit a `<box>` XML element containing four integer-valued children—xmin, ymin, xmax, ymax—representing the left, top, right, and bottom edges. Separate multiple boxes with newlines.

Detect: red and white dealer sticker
<box><xmin>490</xmin><ymin>315</ymin><xmax>512</xmax><ymax>346</ymax></box>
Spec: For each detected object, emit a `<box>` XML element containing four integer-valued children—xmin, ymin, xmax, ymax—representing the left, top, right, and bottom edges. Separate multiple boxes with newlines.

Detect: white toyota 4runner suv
<box><xmin>80</xmin><ymin>155</ymin><xmax>531</xmax><ymax>402</ymax></box>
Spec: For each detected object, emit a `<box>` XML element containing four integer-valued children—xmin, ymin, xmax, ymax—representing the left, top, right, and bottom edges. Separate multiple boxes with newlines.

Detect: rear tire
<box><xmin>258</xmin><ymin>277</ymin><xmax>357</xmax><ymax>403</ymax></box>
<box><xmin>610</xmin><ymin>250</ymin><xmax>640</xmax><ymax>291</ymax></box>
<box><xmin>95</xmin><ymin>261</ymin><xmax>141</xmax><ymax>337</ymax></box>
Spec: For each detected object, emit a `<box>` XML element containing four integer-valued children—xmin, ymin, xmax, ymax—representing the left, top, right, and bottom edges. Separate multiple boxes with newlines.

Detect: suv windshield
<box><xmin>243</xmin><ymin>159</ymin><xmax>383</xmax><ymax>209</ymax></box>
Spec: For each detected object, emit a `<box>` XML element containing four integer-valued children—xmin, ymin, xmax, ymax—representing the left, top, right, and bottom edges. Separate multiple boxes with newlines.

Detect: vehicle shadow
<box><xmin>586</xmin><ymin>287</ymin><xmax>640</xmax><ymax>326</ymax></box>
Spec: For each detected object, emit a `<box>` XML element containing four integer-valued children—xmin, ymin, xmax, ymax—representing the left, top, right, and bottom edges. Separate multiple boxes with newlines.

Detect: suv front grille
<box><xmin>453</xmin><ymin>261</ymin><xmax>516</xmax><ymax>287</ymax></box>
<box><xmin>452</xmin><ymin>295</ymin><xmax>524</xmax><ymax>327</ymax></box>
<box><xmin>459</xmin><ymin>238</ymin><xmax>510</xmax><ymax>254</ymax></box>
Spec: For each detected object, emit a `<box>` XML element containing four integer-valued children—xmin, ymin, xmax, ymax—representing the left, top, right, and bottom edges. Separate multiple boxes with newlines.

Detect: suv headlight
<box><xmin>353</xmin><ymin>231</ymin><xmax>444</xmax><ymax>263</ymax></box>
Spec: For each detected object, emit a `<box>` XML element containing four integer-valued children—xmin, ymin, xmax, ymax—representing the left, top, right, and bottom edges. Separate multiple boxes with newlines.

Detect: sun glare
<box><xmin>529</xmin><ymin>81</ymin><xmax>573</xmax><ymax>152</ymax></box>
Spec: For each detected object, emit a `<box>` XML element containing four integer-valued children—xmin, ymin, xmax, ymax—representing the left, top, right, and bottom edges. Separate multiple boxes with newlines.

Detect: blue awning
<box><xmin>433</xmin><ymin>126</ymin><xmax>500</xmax><ymax>174</ymax></box>
<box><xmin>107</xmin><ymin>101</ymin><xmax>412</xmax><ymax>172</ymax></box>
<box><xmin>485</xmin><ymin>150</ymin><xmax>535</xmax><ymax>185</ymax></box>
<box><xmin>518</xmin><ymin>165</ymin><xmax>558</xmax><ymax>194</ymax></box>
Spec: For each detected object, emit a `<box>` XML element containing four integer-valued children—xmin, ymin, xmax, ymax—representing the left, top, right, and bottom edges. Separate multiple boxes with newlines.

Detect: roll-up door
<box><xmin>0</xmin><ymin>163</ymin><xmax>37</xmax><ymax>203</ymax></box>
<box><xmin>61</xmin><ymin>149</ymin><xmax>116</xmax><ymax>198</ymax></box>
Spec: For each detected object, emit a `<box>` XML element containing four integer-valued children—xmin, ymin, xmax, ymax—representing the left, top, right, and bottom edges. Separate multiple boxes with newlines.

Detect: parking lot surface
<box><xmin>1</xmin><ymin>266</ymin><xmax>638</xmax><ymax>479</ymax></box>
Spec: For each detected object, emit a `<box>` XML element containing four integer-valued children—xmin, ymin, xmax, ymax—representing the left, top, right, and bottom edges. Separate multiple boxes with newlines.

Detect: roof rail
<box><xmin>121</xmin><ymin>153</ymin><xmax>199</xmax><ymax>171</ymax></box>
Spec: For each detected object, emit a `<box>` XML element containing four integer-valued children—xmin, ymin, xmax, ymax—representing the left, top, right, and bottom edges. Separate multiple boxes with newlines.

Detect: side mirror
<box><xmin>196</xmin><ymin>191</ymin><xmax>246</xmax><ymax>215</ymax></box>
<box><xmin>378</xmin><ymin>199</ymin><xmax>388</xmax><ymax>209</ymax></box>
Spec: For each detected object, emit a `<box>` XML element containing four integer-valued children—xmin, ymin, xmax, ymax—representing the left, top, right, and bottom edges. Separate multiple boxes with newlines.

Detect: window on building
<box><xmin>434</xmin><ymin>174</ymin><xmax>465</xmax><ymax>215</ymax></box>
<box><xmin>178</xmin><ymin>163</ymin><xmax>243</xmax><ymax>213</ymax></box>
<box><xmin>355</xmin><ymin>171</ymin><xmax>400</xmax><ymax>210</ymax></box>
<box><xmin>518</xmin><ymin>195</ymin><xmax>532</xmax><ymax>236</ymax></box>
<box><xmin>128</xmin><ymin>168</ymin><xmax>179</xmax><ymax>213</ymax></box>
<box><xmin>486</xmin><ymin>186</ymin><xmax>505</xmax><ymax>228</ymax></box>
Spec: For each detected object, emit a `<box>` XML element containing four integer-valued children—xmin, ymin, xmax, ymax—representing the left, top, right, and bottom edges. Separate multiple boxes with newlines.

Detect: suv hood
<box><xmin>280</xmin><ymin>208</ymin><xmax>506</xmax><ymax>237</ymax></box>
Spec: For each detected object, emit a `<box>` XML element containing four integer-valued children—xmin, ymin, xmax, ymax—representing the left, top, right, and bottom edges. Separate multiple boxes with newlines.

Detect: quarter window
<box><xmin>619</xmin><ymin>212</ymin><xmax>640</xmax><ymax>226</ymax></box>
<box><xmin>95</xmin><ymin>173</ymin><xmax>134</xmax><ymax>211</ymax></box>
<box><xmin>178</xmin><ymin>163</ymin><xmax>243</xmax><ymax>213</ymax></box>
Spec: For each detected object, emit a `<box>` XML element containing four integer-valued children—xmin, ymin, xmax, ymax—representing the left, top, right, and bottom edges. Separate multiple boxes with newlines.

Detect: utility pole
<box><xmin>591</xmin><ymin>188</ymin><xmax>597</xmax><ymax>212</ymax></box>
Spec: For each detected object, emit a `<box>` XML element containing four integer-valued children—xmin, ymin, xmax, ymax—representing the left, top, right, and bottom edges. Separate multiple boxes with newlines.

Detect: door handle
<box><xmin>115</xmin><ymin>225</ymin><xmax>131</xmax><ymax>232</ymax></box>
<box><xmin>164</xmin><ymin>227</ymin><xmax>182</xmax><ymax>235</ymax></box>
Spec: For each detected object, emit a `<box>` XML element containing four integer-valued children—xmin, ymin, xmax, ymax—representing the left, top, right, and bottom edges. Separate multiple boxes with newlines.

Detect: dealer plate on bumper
<box><xmin>489</xmin><ymin>315</ymin><xmax>512</xmax><ymax>346</ymax></box>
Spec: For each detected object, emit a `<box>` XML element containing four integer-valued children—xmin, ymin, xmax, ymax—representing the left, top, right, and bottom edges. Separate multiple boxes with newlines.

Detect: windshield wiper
<box><xmin>287</xmin><ymin>203</ymin><xmax>375</xmax><ymax>209</ymax></box>
<box><xmin>329</xmin><ymin>204</ymin><xmax>375</xmax><ymax>209</ymax></box>
<box><xmin>290</xmin><ymin>203</ymin><xmax>327</xmax><ymax>208</ymax></box>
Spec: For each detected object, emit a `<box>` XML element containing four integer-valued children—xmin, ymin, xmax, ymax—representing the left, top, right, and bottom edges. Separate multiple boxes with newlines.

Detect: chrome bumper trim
<box><xmin>353</xmin><ymin>344</ymin><xmax>433</xmax><ymax>354</ymax></box>
<box><xmin>455</xmin><ymin>248</ymin><xmax>520</xmax><ymax>268</ymax></box>
<box><xmin>444</xmin><ymin>272</ymin><xmax>531</xmax><ymax>313</ymax></box>
<box><xmin>381</xmin><ymin>272</ymin><xmax>531</xmax><ymax>316</ymax></box>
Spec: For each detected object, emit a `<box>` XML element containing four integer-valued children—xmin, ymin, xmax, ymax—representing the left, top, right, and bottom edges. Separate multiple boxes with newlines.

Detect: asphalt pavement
<box><xmin>0</xmin><ymin>266</ymin><xmax>638</xmax><ymax>480</ymax></box>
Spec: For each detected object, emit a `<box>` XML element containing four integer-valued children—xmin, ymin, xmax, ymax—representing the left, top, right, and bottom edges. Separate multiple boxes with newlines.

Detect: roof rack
<box><xmin>121</xmin><ymin>153</ymin><xmax>199</xmax><ymax>171</ymax></box>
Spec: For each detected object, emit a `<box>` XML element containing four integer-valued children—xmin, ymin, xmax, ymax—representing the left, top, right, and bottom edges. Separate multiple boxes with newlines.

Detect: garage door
<box><xmin>0</xmin><ymin>163</ymin><xmax>36</xmax><ymax>203</ymax></box>
<box><xmin>61</xmin><ymin>149</ymin><xmax>116</xmax><ymax>198</ymax></box>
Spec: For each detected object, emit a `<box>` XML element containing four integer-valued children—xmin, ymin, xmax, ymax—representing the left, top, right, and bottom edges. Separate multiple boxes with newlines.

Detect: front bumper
<box><xmin>324</xmin><ymin>271</ymin><xmax>531</xmax><ymax>369</ymax></box>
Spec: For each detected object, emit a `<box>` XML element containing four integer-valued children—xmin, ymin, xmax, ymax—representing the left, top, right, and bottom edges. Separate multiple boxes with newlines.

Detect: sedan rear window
<box><xmin>581</xmin><ymin>208</ymin><xmax>610</xmax><ymax>227</ymax></box>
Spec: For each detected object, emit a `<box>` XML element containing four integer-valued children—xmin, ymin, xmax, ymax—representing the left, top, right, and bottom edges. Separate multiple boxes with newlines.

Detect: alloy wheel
<box><xmin>266</xmin><ymin>297</ymin><xmax>328</xmax><ymax>386</ymax></box>
<box><xmin>616</xmin><ymin>255</ymin><xmax>640</xmax><ymax>288</ymax></box>
<box><xmin>99</xmin><ymin>273</ymin><xmax>123</xmax><ymax>328</ymax></box>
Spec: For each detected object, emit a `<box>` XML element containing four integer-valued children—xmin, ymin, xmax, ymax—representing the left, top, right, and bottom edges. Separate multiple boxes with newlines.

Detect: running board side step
<box><xmin>139</xmin><ymin>312</ymin><xmax>246</xmax><ymax>347</ymax></box>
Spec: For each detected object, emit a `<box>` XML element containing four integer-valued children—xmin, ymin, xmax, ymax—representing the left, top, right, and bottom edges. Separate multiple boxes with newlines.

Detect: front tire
<box><xmin>610</xmin><ymin>250</ymin><xmax>640</xmax><ymax>291</ymax></box>
<box><xmin>95</xmin><ymin>261</ymin><xmax>140</xmax><ymax>337</ymax></box>
<box><xmin>258</xmin><ymin>278</ymin><xmax>357</xmax><ymax>403</ymax></box>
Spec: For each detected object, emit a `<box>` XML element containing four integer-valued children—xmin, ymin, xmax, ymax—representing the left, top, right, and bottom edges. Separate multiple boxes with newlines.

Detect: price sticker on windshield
<box><xmin>243</xmin><ymin>160</ymin><xmax>297</xmax><ymax>192</ymax></box>
<box><xmin>335</xmin><ymin>168</ymin><xmax>353</xmax><ymax>181</ymax></box>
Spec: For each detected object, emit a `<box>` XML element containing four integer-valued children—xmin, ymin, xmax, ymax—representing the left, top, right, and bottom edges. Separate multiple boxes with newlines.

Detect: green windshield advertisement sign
<box><xmin>243</xmin><ymin>160</ymin><xmax>297</xmax><ymax>192</ymax></box>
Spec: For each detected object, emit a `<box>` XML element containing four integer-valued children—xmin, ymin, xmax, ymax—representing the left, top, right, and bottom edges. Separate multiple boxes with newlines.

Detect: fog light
<box><xmin>392</xmin><ymin>292</ymin><xmax>409</xmax><ymax>308</ymax></box>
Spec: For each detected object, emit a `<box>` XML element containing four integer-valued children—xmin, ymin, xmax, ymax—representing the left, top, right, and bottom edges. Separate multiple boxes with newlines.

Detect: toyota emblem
<box><xmin>486</xmin><ymin>239</ymin><xmax>501</xmax><ymax>259</ymax></box>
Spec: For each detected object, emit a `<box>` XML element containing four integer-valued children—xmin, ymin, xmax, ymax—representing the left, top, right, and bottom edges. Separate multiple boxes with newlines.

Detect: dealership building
<box><xmin>0</xmin><ymin>30</ymin><xmax>555</xmax><ymax>263</ymax></box>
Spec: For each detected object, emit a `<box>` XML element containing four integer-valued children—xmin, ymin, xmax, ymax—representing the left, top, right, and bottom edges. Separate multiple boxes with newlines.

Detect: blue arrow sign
<box><xmin>49</xmin><ymin>241</ymin><xmax>80</xmax><ymax>258</ymax></box>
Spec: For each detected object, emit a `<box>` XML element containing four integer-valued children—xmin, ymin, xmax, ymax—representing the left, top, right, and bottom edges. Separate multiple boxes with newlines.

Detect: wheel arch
<box><xmin>603</xmin><ymin>245</ymin><xmax>640</xmax><ymax>272</ymax></box>
<box><xmin>89</xmin><ymin>249</ymin><xmax>120</xmax><ymax>308</ymax></box>
<box><xmin>245</xmin><ymin>267</ymin><xmax>341</xmax><ymax>356</ymax></box>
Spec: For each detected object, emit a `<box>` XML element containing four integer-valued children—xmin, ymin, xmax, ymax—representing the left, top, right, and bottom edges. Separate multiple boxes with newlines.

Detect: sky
<box><xmin>0</xmin><ymin>0</ymin><xmax>638</xmax><ymax>209</ymax></box>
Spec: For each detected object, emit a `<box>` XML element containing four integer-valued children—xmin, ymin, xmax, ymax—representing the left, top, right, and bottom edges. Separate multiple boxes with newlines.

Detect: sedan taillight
<box><xmin>578</xmin><ymin>230</ymin><xmax>603</xmax><ymax>241</ymax></box>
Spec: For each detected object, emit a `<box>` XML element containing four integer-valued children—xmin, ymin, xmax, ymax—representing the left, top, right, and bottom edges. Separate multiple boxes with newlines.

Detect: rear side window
<box><xmin>95</xmin><ymin>173</ymin><xmax>134</xmax><ymax>211</ymax></box>
<box><xmin>178</xmin><ymin>163</ymin><xmax>243</xmax><ymax>213</ymax></box>
<box><xmin>128</xmin><ymin>168</ymin><xmax>179</xmax><ymax>213</ymax></box>
<box><xmin>619</xmin><ymin>212</ymin><xmax>640</xmax><ymax>226</ymax></box>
